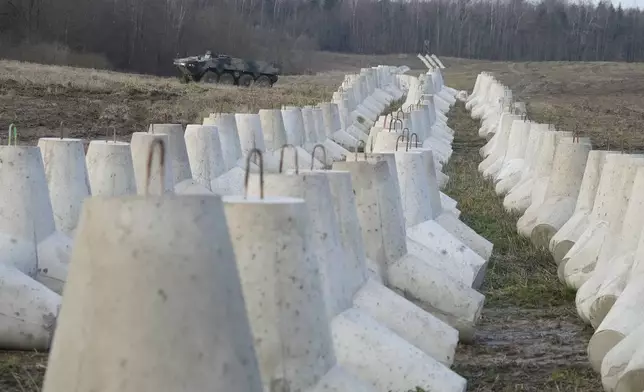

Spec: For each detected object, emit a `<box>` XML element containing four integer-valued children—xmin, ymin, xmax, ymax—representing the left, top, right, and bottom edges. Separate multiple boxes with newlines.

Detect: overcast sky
<box><xmin>607</xmin><ymin>0</ymin><xmax>643</xmax><ymax>8</ymax></box>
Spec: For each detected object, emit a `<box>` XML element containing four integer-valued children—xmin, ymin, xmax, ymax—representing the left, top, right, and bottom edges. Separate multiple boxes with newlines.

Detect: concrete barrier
<box><xmin>599</xmin><ymin>321</ymin><xmax>644</xmax><ymax>390</ymax></box>
<box><xmin>224</xmin><ymin>195</ymin><xmax>356</xmax><ymax>391</ymax></box>
<box><xmin>321</xmin><ymin>169</ymin><xmax>459</xmax><ymax>364</ymax></box>
<box><xmin>43</xmin><ymin>194</ymin><xmax>264</xmax><ymax>392</ymax></box>
<box><xmin>313</xmin><ymin>105</ymin><xmax>351</xmax><ymax>162</ymax></box>
<box><xmin>333</xmin><ymin>159</ymin><xmax>485</xmax><ymax>341</ymax></box>
<box><xmin>563</xmin><ymin>155</ymin><xmax>644</xmax><ymax>290</ymax></box>
<box><xmin>246</xmin><ymin>169</ymin><xmax>467</xmax><ymax>391</ymax></box>
<box><xmin>0</xmin><ymin>263</ymin><xmax>60</xmax><ymax>351</ymax></box>
<box><xmin>503</xmin><ymin>124</ymin><xmax>546</xmax><ymax>213</ymax></box>
<box><xmin>549</xmin><ymin>151</ymin><xmax>611</xmax><ymax>264</ymax></box>
<box><xmin>575</xmin><ymin>164</ymin><xmax>644</xmax><ymax>328</ymax></box>
<box><xmin>203</xmin><ymin>113</ymin><xmax>243</xmax><ymax>171</ymax></box>
<box><xmin>184</xmin><ymin>125</ymin><xmax>226</xmax><ymax>190</ymax></box>
<box><xmin>86</xmin><ymin>140</ymin><xmax>137</xmax><ymax>196</ymax></box>
<box><xmin>0</xmin><ymin>145</ymin><xmax>72</xmax><ymax>293</ymax></box>
<box><xmin>479</xmin><ymin>114</ymin><xmax>521</xmax><ymax>173</ymax></box>
<box><xmin>280</xmin><ymin>108</ymin><xmax>326</xmax><ymax>169</ymax></box>
<box><xmin>588</xmin><ymin>170</ymin><xmax>644</xmax><ymax>327</ymax></box>
<box><xmin>38</xmin><ymin>137</ymin><xmax>91</xmax><ymax>235</ymax></box>
<box><xmin>612</xmin><ymin>341</ymin><xmax>644</xmax><ymax>392</ymax></box>
<box><xmin>494</xmin><ymin>120</ymin><xmax>531</xmax><ymax>195</ymax></box>
<box><xmin>529</xmin><ymin>137</ymin><xmax>592</xmax><ymax>248</ymax></box>
<box><xmin>516</xmin><ymin>130</ymin><xmax>569</xmax><ymax>237</ymax></box>
<box><xmin>149</xmin><ymin>124</ymin><xmax>193</xmax><ymax>185</ymax></box>
<box><xmin>131</xmin><ymin>132</ymin><xmax>173</xmax><ymax>194</ymax></box>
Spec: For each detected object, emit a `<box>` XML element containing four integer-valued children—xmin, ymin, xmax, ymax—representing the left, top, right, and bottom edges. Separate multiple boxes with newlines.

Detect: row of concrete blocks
<box><xmin>0</xmin><ymin>65</ymin><xmax>491</xmax><ymax>392</ymax></box>
<box><xmin>467</xmin><ymin>72</ymin><xmax>644</xmax><ymax>392</ymax></box>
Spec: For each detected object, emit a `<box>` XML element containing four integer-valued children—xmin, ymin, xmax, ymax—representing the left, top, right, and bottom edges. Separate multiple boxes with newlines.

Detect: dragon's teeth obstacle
<box><xmin>466</xmin><ymin>70</ymin><xmax>644</xmax><ymax>392</ymax></box>
<box><xmin>1</xmin><ymin>64</ymin><xmax>497</xmax><ymax>391</ymax></box>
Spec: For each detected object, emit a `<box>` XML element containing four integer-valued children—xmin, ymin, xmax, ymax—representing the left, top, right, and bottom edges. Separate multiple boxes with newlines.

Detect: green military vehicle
<box><xmin>174</xmin><ymin>51</ymin><xmax>280</xmax><ymax>87</ymax></box>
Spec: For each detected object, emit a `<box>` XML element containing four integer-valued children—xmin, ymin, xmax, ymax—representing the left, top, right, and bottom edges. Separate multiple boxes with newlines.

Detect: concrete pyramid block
<box><xmin>245</xmin><ymin>171</ymin><xmax>468</xmax><ymax>390</ymax></box>
<box><xmin>321</xmin><ymin>169</ymin><xmax>459</xmax><ymax>364</ymax></box>
<box><xmin>43</xmin><ymin>194</ymin><xmax>264</xmax><ymax>392</ymax></box>
<box><xmin>0</xmin><ymin>146</ymin><xmax>71</xmax><ymax>293</ymax></box>
<box><xmin>203</xmin><ymin>113</ymin><xmax>243</xmax><ymax>171</ymax></box>
<box><xmin>0</xmin><ymin>263</ymin><xmax>60</xmax><ymax>351</ymax></box>
<box><xmin>86</xmin><ymin>140</ymin><xmax>137</xmax><ymax>196</ymax></box>
<box><xmin>333</xmin><ymin>159</ymin><xmax>485</xmax><ymax>341</ymax></box>
<box><xmin>149</xmin><ymin>124</ymin><xmax>192</xmax><ymax>184</ymax></box>
<box><xmin>549</xmin><ymin>151</ymin><xmax>611</xmax><ymax>264</ymax></box>
<box><xmin>38</xmin><ymin>137</ymin><xmax>91</xmax><ymax>235</ymax></box>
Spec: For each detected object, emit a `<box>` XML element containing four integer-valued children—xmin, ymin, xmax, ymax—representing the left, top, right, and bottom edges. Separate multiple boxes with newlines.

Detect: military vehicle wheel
<box><xmin>238</xmin><ymin>73</ymin><xmax>254</xmax><ymax>87</ymax></box>
<box><xmin>201</xmin><ymin>71</ymin><xmax>219</xmax><ymax>84</ymax></box>
<box><xmin>255</xmin><ymin>75</ymin><xmax>272</xmax><ymax>87</ymax></box>
<box><xmin>219</xmin><ymin>72</ymin><xmax>236</xmax><ymax>85</ymax></box>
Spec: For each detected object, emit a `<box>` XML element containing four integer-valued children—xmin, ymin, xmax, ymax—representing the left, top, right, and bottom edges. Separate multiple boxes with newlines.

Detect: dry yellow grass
<box><xmin>0</xmin><ymin>60</ymin><xmax>347</xmax><ymax>144</ymax></box>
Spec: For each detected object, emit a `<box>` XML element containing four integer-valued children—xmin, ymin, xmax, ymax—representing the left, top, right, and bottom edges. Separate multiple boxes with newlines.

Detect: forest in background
<box><xmin>1</xmin><ymin>0</ymin><xmax>643</xmax><ymax>75</ymax></box>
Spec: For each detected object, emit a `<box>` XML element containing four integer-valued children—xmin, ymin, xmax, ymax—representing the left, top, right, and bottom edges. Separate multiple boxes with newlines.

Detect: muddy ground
<box><xmin>2</xmin><ymin>54</ymin><xmax>643</xmax><ymax>391</ymax></box>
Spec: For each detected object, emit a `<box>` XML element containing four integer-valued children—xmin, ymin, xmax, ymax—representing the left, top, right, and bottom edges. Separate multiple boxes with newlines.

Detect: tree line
<box><xmin>1</xmin><ymin>0</ymin><xmax>643</xmax><ymax>75</ymax></box>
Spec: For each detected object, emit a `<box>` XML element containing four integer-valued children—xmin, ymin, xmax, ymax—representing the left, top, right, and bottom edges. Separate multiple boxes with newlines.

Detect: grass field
<box><xmin>2</xmin><ymin>52</ymin><xmax>643</xmax><ymax>391</ymax></box>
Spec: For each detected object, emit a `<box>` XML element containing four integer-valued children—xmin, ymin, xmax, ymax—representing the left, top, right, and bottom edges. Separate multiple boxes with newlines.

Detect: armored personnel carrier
<box><xmin>174</xmin><ymin>51</ymin><xmax>280</xmax><ymax>87</ymax></box>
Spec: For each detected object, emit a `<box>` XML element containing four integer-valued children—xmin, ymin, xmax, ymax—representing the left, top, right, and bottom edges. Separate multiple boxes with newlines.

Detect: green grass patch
<box><xmin>443</xmin><ymin>102</ymin><xmax>575</xmax><ymax>308</ymax></box>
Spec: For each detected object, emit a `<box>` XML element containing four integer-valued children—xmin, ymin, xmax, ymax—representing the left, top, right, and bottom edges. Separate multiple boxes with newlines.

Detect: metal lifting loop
<box><xmin>244</xmin><ymin>148</ymin><xmax>264</xmax><ymax>199</ymax></box>
<box><xmin>621</xmin><ymin>136</ymin><xmax>627</xmax><ymax>154</ymax></box>
<box><xmin>145</xmin><ymin>138</ymin><xmax>165</xmax><ymax>196</ymax></box>
<box><xmin>395</xmin><ymin>108</ymin><xmax>404</xmax><ymax>120</ymax></box>
<box><xmin>409</xmin><ymin>133</ymin><xmax>419</xmax><ymax>150</ymax></box>
<box><xmin>392</xmin><ymin>118</ymin><xmax>403</xmax><ymax>132</ymax></box>
<box><xmin>279</xmin><ymin>144</ymin><xmax>298</xmax><ymax>174</ymax></box>
<box><xmin>395</xmin><ymin>135</ymin><xmax>405</xmax><ymax>151</ymax></box>
<box><xmin>59</xmin><ymin>121</ymin><xmax>65</xmax><ymax>140</ymax></box>
<box><xmin>7</xmin><ymin>124</ymin><xmax>17</xmax><ymax>146</ymax></box>
<box><xmin>401</xmin><ymin>127</ymin><xmax>410</xmax><ymax>142</ymax></box>
<box><xmin>355</xmin><ymin>140</ymin><xmax>366</xmax><ymax>161</ymax></box>
<box><xmin>311</xmin><ymin>144</ymin><xmax>327</xmax><ymax>170</ymax></box>
<box><xmin>106</xmin><ymin>127</ymin><xmax>118</xmax><ymax>143</ymax></box>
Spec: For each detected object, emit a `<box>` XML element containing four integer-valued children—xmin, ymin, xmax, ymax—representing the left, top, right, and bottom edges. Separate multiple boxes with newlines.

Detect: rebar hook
<box><xmin>621</xmin><ymin>136</ymin><xmax>627</xmax><ymax>154</ymax></box>
<box><xmin>106</xmin><ymin>127</ymin><xmax>117</xmax><ymax>143</ymax></box>
<box><xmin>59</xmin><ymin>121</ymin><xmax>65</xmax><ymax>140</ymax></box>
<box><xmin>401</xmin><ymin>127</ymin><xmax>410</xmax><ymax>141</ymax></box>
<box><xmin>244</xmin><ymin>148</ymin><xmax>264</xmax><ymax>199</ymax></box>
<box><xmin>311</xmin><ymin>144</ymin><xmax>328</xmax><ymax>170</ymax></box>
<box><xmin>395</xmin><ymin>135</ymin><xmax>405</xmax><ymax>151</ymax></box>
<box><xmin>408</xmin><ymin>133</ymin><xmax>419</xmax><ymax>150</ymax></box>
<box><xmin>7</xmin><ymin>124</ymin><xmax>17</xmax><ymax>146</ymax></box>
<box><xmin>355</xmin><ymin>140</ymin><xmax>367</xmax><ymax>161</ymax></box>
<box><xmin>279</xmin><ymin>144</ymin><xmax>299</xmax><ymax>174</ymax></box>
<box><xmin>145</xmin><ymin>138</ymin><xmax>165</xmax><ymax>196</ymax></box>
<box><xmin>391</xmin><ymin>118</ymin><xmax>403</xmax><ymax>132</ymax></box>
